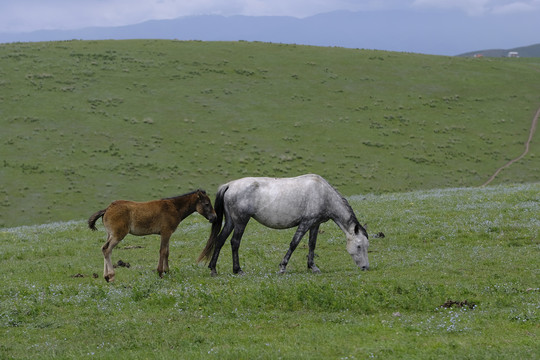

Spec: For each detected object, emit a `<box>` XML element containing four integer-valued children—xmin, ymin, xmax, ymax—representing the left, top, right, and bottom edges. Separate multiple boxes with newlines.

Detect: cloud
<box><xmin>0</xmin><ymin>1</ymin><xmax>216</xmax><ymax>32</ymax></box>
<box><xmin>412</xmin><ymin>0</ymin><xmax>490</xmax><ymax>15</ymax></box>
<box><xmin>1</xmin><ymin>0</ymin><xmax>415</xmax><ymax>33</ymax></box>
<box><xmin>1</xmin><ymin>0</ymin><xmax>539</xmax><ymax>33</ymax></box>
<box><xmin>412</xmin><ymin>0</ymin><xmax>540</xmax><ymax>15</ymax></box>
<box><xmin>492</xmin><ymin>1</ymin><xmax>540</xmax><ymax>14</ymax></box>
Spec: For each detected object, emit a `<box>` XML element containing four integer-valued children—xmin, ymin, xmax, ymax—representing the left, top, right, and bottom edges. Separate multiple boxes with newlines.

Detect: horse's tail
<box><xmin>197</xmin><ymin>184</ymin><xmax>228</xmax><ymax>263</ymax></box>
<box><xmin>88</xmin><ymin>209</ymin><xmax>106</xmax><ymax>231</ymax></box>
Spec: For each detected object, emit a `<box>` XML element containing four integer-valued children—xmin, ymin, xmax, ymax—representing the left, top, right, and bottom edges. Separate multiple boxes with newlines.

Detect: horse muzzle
<box><xmin>350</xmin><ymin>254</ymin><xmax>369</xmax><ymax>271</ymax></box>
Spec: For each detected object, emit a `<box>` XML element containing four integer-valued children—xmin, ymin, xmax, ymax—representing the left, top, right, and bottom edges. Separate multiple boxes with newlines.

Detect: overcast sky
<box><xmin>1</xmin><ymin>0</ymin><xmax>540</xmax><ymax>33</ymax></box>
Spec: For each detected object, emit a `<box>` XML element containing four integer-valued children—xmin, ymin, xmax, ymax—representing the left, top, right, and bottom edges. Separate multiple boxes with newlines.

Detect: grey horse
<box><xmin>198</xmin><ymin>174</ymin><xmax>369</xmax><ymax>276</ymax></box>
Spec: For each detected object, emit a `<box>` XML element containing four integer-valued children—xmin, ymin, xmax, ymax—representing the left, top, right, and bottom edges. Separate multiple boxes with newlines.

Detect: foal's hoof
<box><xmin>104</xmin><ymin>274</ymin><xmax>115</xmax><ymax>283</ymax></box>
<box><xmin>210</xmin><ymin>269</ymin><xmax>218</xmax><ymax>277</ymax></box>
<box><xmin>310</xmin><ymin>265</ymin><xmax>321</xmax><ymax>274</ymax></box>
<box><xmin>235</xmin><ymin>269</ymin><xmax>245</xmax><ymax>276</ymax></box>
<box><xmin>278</xmin><ymin>267</ymin><xmax>287</xmax><ymax>275</ymax></box>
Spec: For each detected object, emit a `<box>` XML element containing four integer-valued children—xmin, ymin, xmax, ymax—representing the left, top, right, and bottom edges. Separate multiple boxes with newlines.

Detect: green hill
<box><xmin>1</xmin><ymin>40</ymin><xmax>539</xmax><ymax>227</ymax></box>
<box><xmin>458</xmin><ymin>43</ymin><xmax>540</xmax><ymax>57</ymax></box>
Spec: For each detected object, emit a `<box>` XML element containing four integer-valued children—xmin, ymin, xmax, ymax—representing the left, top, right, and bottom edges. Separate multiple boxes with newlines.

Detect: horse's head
<box><xmin>346</xmin><ymin>224</ymin><xmax>369</xmax><ymax>270</ymax></box>
<box><xmin>195</xmin><ymin>190</ymin><xmax>217</xmax><ymax>223</ymax></box>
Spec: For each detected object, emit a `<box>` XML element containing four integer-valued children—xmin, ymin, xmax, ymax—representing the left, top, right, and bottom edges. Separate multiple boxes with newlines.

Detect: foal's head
<box><xmin>195</xmin><ymin>190</ymin><xmax>217</xmax><ymax>223</ymax></box>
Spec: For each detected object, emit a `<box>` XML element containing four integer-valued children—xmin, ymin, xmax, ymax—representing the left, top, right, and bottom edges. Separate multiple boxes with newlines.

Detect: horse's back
<box><xmin>225</xmin><ymin>174</ymin><xmax>328</xmax><ymax>195</ymax></box>
<box><xmin>103</xmin><ymin>199</ymin><xmax>176</xmax><ymax>235</ymax></box>
<box><xmin>223</xmin><ymin>174</ymin><xmax>333</xmax><ymax>229</ymax></box>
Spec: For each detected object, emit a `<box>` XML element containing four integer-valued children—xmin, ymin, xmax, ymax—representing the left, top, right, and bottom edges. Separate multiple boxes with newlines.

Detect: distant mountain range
<box><xmin>458</xmin><ymin>43</ymin><xmax>540</xmax><ymax>58</ymax></box>
<box><xmin>1</xmin><ymin>10</ymin><xmax>539</xmax><ymax>56</ymax></box>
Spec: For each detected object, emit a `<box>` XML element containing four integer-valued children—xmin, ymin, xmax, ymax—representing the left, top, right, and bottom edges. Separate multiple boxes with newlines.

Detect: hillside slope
<box><xmin>1</xmin><ymin>40</ymin><xmax>539</xmax><ymax>226</ymax></box>
<box><xmin>459</xmin><ymin>43</ymin><xmax>540</xmax><ymax>58</ymax></box>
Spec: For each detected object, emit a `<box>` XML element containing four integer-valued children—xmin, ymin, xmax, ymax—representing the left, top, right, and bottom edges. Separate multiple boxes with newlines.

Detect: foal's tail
<box><xmin>88</xmin><ymin>209</ymin><xmax>106</xmax><ymax>231</ymax></box>
<box><xmin>197</xmin><ymin>185</ymin><xmax>228</xmax><ymax>263</ymax></box>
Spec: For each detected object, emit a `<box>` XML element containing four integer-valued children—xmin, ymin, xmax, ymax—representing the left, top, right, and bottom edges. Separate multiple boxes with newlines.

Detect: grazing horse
<box><xmin>198</xmin><ymin>174</ymin><xmax>369</xmax><ymax>276</ymax></box>
<box><xmin>89</xmin><ymin>190</ymin><xmax>217</xmax><ymax>282</ymax></box>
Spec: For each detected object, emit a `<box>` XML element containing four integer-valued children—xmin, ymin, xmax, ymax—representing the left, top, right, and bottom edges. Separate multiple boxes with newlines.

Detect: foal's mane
<box><xmin>161</xmin><ymin>189</ymin><xmax>207</xmax><ymax>201</ymax></box>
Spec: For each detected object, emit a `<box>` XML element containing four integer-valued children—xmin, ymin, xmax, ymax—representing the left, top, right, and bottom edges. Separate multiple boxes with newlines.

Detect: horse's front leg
<box><xmin>279</xmin><ymin>223</ymin><xmax>310</xmax><ymax>274</ymax></box>
<box><xmin>157</xmin><ymin>231</ymin><xmax>172</xmax><ymax>278</ymax></box>
<box><xmin>307</xmin><ymin>223</ymin><xmax>321</xmax><ymax>273</ymax></box>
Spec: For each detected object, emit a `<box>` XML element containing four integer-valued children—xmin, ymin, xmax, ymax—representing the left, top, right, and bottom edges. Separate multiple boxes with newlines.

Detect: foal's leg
<box><xmin>307</xmin><ymin>223</ymin><xmax>321</xmax><ymax>273</ymax></box>
<box><xmin>102</xmin><ymin>232</ymin><xmax>123</xmax><ymax>282</ymax></box>
<box><xmin>208</xmin><ymin>221</ymin><xmax>234</xmax><ymax>276</ymax></box>
<box><xmin>157</xmin><ymin>231</ymin><xmax>172</xmax><ymax>278</ymax></box>
<box><xmin>279</xmin><ymin>223</ymin><xmax>311</xmax><ymax>274</ymax></box>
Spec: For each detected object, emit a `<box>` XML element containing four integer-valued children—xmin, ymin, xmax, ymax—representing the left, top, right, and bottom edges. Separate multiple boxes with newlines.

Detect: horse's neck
<box><xmin>170</xmin><ymin>195</ymin><xmax>197</xmax><ymax>218</ymax></box>
<box><xmin>328</xmin><ymin>193</ymin><xmax>355</xmax><ymax>235</ymax></box>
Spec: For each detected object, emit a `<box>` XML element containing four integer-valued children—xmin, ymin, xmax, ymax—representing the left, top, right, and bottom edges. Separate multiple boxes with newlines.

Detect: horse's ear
<box><xmin>355</xmin><ymin>224</ymin><xmax>367</xmax><ymax>236</ymax></box>
<box><xmin>355</xmin><ymin>224</ymin><xmax>369</xmax><ymax>238</ymax></box>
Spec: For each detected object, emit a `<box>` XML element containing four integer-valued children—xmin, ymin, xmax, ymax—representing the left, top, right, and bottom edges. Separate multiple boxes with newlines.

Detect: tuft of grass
<box><xmin>0</xmin><ymin>183</ymin><xmax>538</xmax><ymax>358</ymax></box>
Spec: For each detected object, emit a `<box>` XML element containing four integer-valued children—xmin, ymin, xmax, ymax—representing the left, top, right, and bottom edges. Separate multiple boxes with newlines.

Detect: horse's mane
<box><xmin>329</xmin><ymin>183</ymin><xmax>368</xmax><ymax>238</ymax></box>
<box><xmin>340</xmin><ymin>194</ymin><xmax>360</xmax><ymax>226</ymax></box>
<box><xmin>161</xmin><ymin>189</ymin><xmax>206</xmax><ymax>200</ymax></box>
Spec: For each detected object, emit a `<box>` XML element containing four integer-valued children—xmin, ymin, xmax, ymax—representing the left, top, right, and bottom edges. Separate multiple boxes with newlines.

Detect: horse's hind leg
<box><xmin>307</xmin><ymin>224</ymin><xmax>321</xmax><ymax>273</ymax></box>
<box><xmin>102</xmin><ymin>233</ymin><xmax>123</xmax><ymax>282</ymax></box>
<box><xmin>231</xmin><ymin>223</ymin><xmax>247</xmax><ymax>275</ymax></box>
<box><xmin>208</xmin><ymin>221</ymin><xmax>234</xmax><ymax>276</ymax></box>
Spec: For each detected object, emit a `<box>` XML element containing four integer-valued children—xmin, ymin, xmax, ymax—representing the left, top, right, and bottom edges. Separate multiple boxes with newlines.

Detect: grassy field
<box><xmin>1</xmin><ymin>40</ymin><xmax>539</xmax><ymax>358</ymax></box>
<box><xmin>1</xmin><ymin>40</ymin><xmax>540</xmax><ymax>227</ymax></box>
<box><xmin>1</xmin><ymin>183</ymin><xmax>538</xmax><ymax>359</ymax></box>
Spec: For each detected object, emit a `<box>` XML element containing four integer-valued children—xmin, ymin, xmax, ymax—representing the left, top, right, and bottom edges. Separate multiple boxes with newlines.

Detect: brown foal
<box><xmin>88</xmin><ymin>190</ymin><xmax>216</xmax><ymax>282</ymax></box>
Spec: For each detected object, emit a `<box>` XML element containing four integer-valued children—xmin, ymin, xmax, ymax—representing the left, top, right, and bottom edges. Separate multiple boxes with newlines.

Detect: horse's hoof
<box><xmin>278</xmin><ymin>268</ymin><xmax>287</xmax><ymax>275</ymax></box>
<box><xmin>210</xmin><ymin>270</ymin><xmax>218</xmax><ymax>277</ymax></box>
<box><xmin>235</xmin><ymin>270</ymin><xmax>245</xmax><ymax>276</ymax></box>
<box><xmin>104</xmin><ymin>275</ymin><xmax>115</xmax><ymax>282</ymax></box>
<box><xmin>311</xmin><ymin>266</ymin><xmax>321</xmax><ymax>274</ymax></box>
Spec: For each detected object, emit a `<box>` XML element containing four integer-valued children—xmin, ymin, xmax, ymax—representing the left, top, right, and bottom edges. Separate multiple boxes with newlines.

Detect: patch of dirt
<box><xmin>122</xmin><ymin>245</ymin><xmax>144</xmax><ymax>250</ymax></box>
<box><xmin>441</xmin><ymin>300</ymin><xmax>476</xmax><ymax>309</ymax></box>
<box><xmin>71</xmin><ymin>273</ymin><xmax>100</xmax><ymax>279</ymax></box>
<box><xmin>113</xmin><ymin>259</ymin><xmax>131</xmax><ymax>268</ymax></box>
